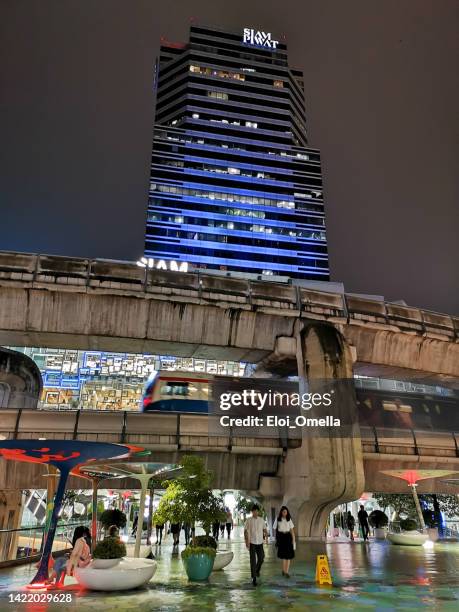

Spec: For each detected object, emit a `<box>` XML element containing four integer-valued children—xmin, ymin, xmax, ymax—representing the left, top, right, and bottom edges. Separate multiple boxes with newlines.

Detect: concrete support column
<box><xmin>281</xmin><ymin>323</ymin><xmax>365</xmax><ymax>540</ymax></box>
<box><xmin>258</xmin><ymin>476</ymin><xmax>283</xmax><ymax>537</ymax></box>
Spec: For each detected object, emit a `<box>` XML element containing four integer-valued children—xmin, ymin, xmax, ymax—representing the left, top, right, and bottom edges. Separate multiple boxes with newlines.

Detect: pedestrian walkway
<box><xmin>0</xmin><ymin>538</ymin><xmax>458</xmax><ymax>610</ymax></box>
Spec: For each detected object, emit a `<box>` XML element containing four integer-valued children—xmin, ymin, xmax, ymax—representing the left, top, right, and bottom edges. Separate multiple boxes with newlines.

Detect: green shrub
<box><xmin>99</xmin><ymin>509</ymin><xmax>127</xmax><ymax>530</ymax></box>
<box><xmin>192</xmin><ymin>535</ymin><xmax>217</xmax><ymax>550</ymax></box>
<box><xmin>369</xmin><ymin>510</ymin><xmax>389</xmax><ymax>529</ymax></box>
<box><xmin>400</xmin><ymin>518</ymin><xmax>418</xmax><ymax>531</ymax></box>
<box><xmin>93</xmin><ymin>537</ymin><xmax>126</xmax><ymax>559</ymax></box>
<box><xmin>181</xmin><ymin>546</ymin><xmax>216</xmax><ymax>561</ymax></box>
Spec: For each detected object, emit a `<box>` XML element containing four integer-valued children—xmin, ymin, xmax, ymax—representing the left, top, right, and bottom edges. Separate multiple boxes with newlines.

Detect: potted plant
<box><xmin>99</xmin><ymin>509</ymin><xmax>127</xmax><ymax>535</ymax></box>
<box><xmin>154</xmin><ymin>456</ymin><xmax>225</xmax><ymax>581</ymax></box>
<box><xmin>181</xmin><ymin>546</ymin><xmax>216</xmax><ymax>580</ymax></box>
<box><xmin>193</xmin><ymin>535</ymin><xmax>217</xmax><ymax>549</ymax></box>
<box><xmin>400</xmin><ymin>518</ymin><xmax>418</xmax><ymax>532</ymax></box>
<box><xmin>387</xmin><ymin>517</ymin><xmax>428</xmax><ymax>545</ymax></box>
<box><xmin>369</xmin><ymin>510</ymin><xmax>389</xmax><ymax>539</ymax></box>
<box><xmin>92</xmin><ymin>536</ymin><xmax>127</xmax><ymax>569</ymax></box>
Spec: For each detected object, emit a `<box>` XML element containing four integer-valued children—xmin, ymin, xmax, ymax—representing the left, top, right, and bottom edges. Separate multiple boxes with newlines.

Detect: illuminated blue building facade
<box><xmin>145</xmin><ymin>25</ymin><xmax>329</xmax><ymax>279</ymax></box>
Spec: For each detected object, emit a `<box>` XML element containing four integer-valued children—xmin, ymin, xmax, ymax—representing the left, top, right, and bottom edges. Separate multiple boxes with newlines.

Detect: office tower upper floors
<box><xmin>145</xmin><ymin>25</ymin><xmax>329</xmax><ymax>279</ymax></box>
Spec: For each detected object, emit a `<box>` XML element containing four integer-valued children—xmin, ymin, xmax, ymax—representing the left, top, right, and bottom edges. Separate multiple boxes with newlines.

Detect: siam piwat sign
<box><xmin>242</xmin><ymin>28</ymin><xmax>279</xmax><ymax>49</ymax></box>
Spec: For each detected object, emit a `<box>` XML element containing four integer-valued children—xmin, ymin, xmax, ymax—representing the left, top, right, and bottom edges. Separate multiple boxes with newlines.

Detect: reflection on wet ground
<box><xmin>0</xmin><ymin>535</ymin><xmax>458</xmax><ymax>611</ymax></box>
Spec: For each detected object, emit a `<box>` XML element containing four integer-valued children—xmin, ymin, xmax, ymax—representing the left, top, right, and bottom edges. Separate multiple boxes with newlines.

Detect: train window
<box><xmin>161</xmin><ymin>382</ymin><xmax>190</xmax><ymax>396</ymax></box>
<box><xmin>383</xmin><ymin>401</ymin><xmax>412</xmax><ymax>413</ymax></box>
<box><xmin>187</xmin><ymin>383</ymin><xmax>199</xmax><ymax>398</ymax></box>
<box><xmin>201</xmin><ymin>384</ymin><xmax>210</xmax><ymax>398</ymax></box>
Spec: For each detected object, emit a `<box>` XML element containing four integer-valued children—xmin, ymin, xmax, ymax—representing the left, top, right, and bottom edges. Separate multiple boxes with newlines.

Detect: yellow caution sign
<box><xmin>315</xmin><ymin>554</ymin><xmax>332</xmax><ymax>585</ymax></box>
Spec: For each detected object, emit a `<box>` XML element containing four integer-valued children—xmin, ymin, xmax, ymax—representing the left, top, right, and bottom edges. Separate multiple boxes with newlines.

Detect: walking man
<box><xmin>358</xmin><ymin>505</ymin><xmax>370</xmax><ymax>541</ymax></box>
<box><xmin>244</xmin><ymin>504</ymin><xmax>268</xmax><ymax>586</ymax></box>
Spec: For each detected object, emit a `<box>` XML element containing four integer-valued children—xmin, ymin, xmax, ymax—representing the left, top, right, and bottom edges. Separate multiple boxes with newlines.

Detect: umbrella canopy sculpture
<box><xmin>77</xmin><ymin>461</ymin><xmax>181</xmax><ymax>557</ymax></box>
<box><xmin>71</xmin><ymin>466</ymin><xmax>128</xmax><ymax>551</ymax></box>
<box><xmin>0</xmin><ymin>439</ymin><xmax>142</xmax><ymax>587</ymax></box>
<box><xmin>380</xmin><ymin>469</ymin><xmax>459</xmax><ymax>530</ymax></box>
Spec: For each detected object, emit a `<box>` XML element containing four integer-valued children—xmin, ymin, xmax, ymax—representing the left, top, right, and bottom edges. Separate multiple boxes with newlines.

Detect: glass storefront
<box><xmin>10</xmin><ymin>347</ymin><xmax>247</xmax><ymax>411</ymax></box>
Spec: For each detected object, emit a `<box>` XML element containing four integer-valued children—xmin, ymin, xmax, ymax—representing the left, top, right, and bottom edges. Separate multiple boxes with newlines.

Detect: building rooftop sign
<box><xmin>243</xmin><ymin>28</ymin><xmax>279</xmax><ymax>49</ymax></box>
<box><xmin>137</xmin><ymin>257</ymin><xmax>188</xmax><ymax>272</ymax></box>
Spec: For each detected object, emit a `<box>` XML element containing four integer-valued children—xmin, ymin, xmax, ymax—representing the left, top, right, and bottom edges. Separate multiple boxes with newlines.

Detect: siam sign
<box><xmin>243</xmin><ymin>28</ymin><xmax>279</xmax><ymax>49</ymax></box>
<box><xmin>137</xmin><ymin>256</ymin><xmax>189</xmax><ymax>272</ymax></box>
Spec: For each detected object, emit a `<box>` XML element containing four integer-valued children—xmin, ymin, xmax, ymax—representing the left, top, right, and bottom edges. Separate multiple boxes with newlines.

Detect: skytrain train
<box><xmin>142</xmin><ymin>371</ymin><xmax>459</xmax><ymax>432</ymax></box>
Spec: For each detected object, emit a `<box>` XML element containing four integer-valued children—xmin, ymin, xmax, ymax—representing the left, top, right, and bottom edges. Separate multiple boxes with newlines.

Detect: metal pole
<box><xmin>134</xmin><ymin>477</ymin><xmax>149</xmax><ymax>558</ymax></box>
<box><xmin>31</xmin><ymin>467</ymin><xmax>69</xmax><ymax>584</ymax></box>
<box><xmin>146</xmin><ymin>485</ymin><xmax>154</xmax><ymax>544</ymax></box>
<box><xmin>410</xmin><ymin>484</ymin><xmax>426</xmax><ymax>531</ymax></box>
<box><xmin>91</xmin><ymin>478</ymin><xmax>99</xmax><ymax>552</ymax></box>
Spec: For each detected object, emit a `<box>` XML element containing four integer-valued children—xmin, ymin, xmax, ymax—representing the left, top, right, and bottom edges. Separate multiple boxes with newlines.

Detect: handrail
<box><xmin>0</xmin><ymin>520</ymin><xmax>90</xmax><ymax>535</ymax></box>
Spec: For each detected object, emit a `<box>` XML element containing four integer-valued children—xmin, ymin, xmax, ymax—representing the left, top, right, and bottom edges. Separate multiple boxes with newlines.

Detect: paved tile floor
<box><xmin>0</xmin><ymin>534</ymin><xmax>458</xmax><ymax>611</ymax></box>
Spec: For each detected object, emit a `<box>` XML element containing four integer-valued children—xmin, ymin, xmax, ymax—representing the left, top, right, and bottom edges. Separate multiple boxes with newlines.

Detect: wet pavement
<box><xmin>0</xmin><ymin>533</ymin><xmax>458</xmax><ymax>611</ymax></box>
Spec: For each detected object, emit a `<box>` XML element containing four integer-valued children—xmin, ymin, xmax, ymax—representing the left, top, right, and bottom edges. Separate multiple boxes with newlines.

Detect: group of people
<box><xmin>130</xmin><ymin>514</ymin><xmax>189</xmax><ymax>546</ymax></box>
<box><xmin>244</xmin><ymin>503</ymin><xmax>372</xmax><ymax>586</ymax></box>
<box><xmin>344</xmin><ymin>505</ymin><xmax>370</xmax><ymax>541</ymax></box>
<box><xmin>40</xmin><ymin>504</ymin><xmax>370</xmax><ymax>588</ymax></box>
<box><xmin>43</xmin><ymin>524</ymin><xmax>122</xmax><ymax>587</ymax></box>
<box><xmin>170</xmin><ymin>522</ymin><xmax>195</xmax><ymax>546</ymax></box>
<box><xmin>212</xmin><ymin>508</ymin><xmax>234</xmax><ymax>541</ymax></box>
<box><xmin>244</xmin><ymin>504</ymin><xmax>295</xmax><ymax>586</ymax></box>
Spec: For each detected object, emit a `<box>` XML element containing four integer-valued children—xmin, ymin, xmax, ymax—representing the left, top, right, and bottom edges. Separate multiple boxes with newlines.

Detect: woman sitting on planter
<box><xmin>54</xmin><ymin>526</ymin><xmax>92</xmax><ymax>586</ymax></box>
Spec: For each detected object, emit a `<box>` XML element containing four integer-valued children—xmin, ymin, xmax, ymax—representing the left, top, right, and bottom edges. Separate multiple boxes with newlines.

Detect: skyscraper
<box><xmin>144</xmin><ymin>24</ymin><xmax>329</xmax><ymax>280</ymax></box>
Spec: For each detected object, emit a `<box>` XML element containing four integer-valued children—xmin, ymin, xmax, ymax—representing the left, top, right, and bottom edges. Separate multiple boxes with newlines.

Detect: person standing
<box><xmin>225</xmin><ymin>508</ymin><xmax>233</xmax><ymax>539</ymax></box>
<box><xmin>170</xmin><ymin>522</ymin><xmax>181</xmax><ymax>546</ymax></box>
<box><xmin>131</xmin><ymin>512</ymin><xmax>139</xmax><ymax>536</ymax></box>
<box><xmin>244</xmin><ymin>504</ymin><xmax>268</xmax><ymax>586</ymax></box>
<box><xmin>155</xmin><ymin>521</ymin><xmax>164</xmax><ymax>545</ymax></box>
<box><xmin>273</xmin><ymin>506</ymin><xmax>296</xmax><ymax>577</ymax></box>
<box><xmin>212</xmin><ymin>520</ymin><xmax>220</xmax><ymax>541</ymax></box>
<box><xmin>183</xmin><ymin>522</ymin><xmax>191</xmax><ymax>546</ymax></box>
<box><xmin>358</xmin><ymin>505</ymin><xmax>370</xmax><ymax>541</ymax></box>
<box><xmin>346</xmin><ymin>511</ymin><xmax>355</xmax><ymax>541</ymax></box>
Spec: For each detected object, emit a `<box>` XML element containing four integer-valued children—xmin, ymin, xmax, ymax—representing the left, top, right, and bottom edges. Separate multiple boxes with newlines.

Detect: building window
<box><xmin>245</xmin><ymin>121</ymin><xmax>258</xmax><ymax>129</ymax></box>
<box><xmin>192</xmin><ymin>113</ymin><xmax>200</xmax><ymax>119</ymax></box>
<box><xmin>207</xmin><ymin>91</ymin><xmax>229</xmax><ymax>100</ymax></box>
<box><xmin>228</xmin><ymin>167</ymin><xmax>240</xmax><ymax>175</ymax></box>
<box><xmin>273</xmin><ymin>80</ymin><xmax>284</xmax><ymax>88</ymax></box>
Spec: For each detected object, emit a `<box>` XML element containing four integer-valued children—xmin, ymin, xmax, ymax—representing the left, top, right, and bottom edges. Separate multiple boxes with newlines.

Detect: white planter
<box><xmin>387</xmin><ymin>531</ymin><xmax>429</xmax><ymax>546</ymax></box>
<box><xmin>75</xmin><ymin>558</ymin><xmax>157</xmax><ymax>591</ymax></box>
<box><xmin>91</xmin><ymin>558</ymin><xmax>121</xmax><ymax>569</ymax></box>
<box><xmin>374</xmin><ymin>528</ymin><xmax>387</xmax><ymax>540</ymax></box>
<box><xmin>213</xmin><ymin>551</ymin><xmax>234</xmax><ymax>571</ymax></box>
<box><xmin>427</xmin><ymin>528</ymin><xmax>439</xmax><ymax>542</ymax></box>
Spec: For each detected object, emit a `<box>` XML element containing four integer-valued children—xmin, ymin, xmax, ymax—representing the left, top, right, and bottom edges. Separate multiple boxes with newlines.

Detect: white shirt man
<box><xmin>244</xmin><ymin>506</ymin><xmax>268</xmax><ymax>585</ymax></box>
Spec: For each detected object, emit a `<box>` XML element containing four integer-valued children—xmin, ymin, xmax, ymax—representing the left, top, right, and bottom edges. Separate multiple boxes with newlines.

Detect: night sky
<box><xmin>1</xmin><ymin>0</ymin><xmax>458</xmax><ymax>314</ymax></box>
